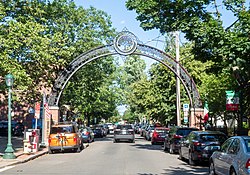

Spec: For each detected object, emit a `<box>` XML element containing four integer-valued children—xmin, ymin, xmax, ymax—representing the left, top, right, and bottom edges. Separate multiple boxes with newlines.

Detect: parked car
<box><xmin>209</xmin><ymin>136</ymin><xmax>250</xmax><ymax>175</ymax></box>
<box><xmin>79</xmin><ymin>126</ymin><xmax>94</xmax><ymax>143</ymax></box>
<box><xmin>140</xmin><ymin>125</ymin><xmax>148</xmax><ymax>137</ymax></box>
<box><xmin>113</xmin><ymin>124</ymin><xmax>135</xmax><ymax>143</ymax></box>
<box><xmin>179</xmin><ymin>130</ymin><xmax>227</xmax><ymax>165</ymax></box>
<box><xmin>0</xmin><ymin>121</ymin><xmax>24</xmax><ymax>136</ymax></box>
<box><xmin>134</xmin><ymin>124</ymin><xmax>141</xmax><ymax>134</ymax></box>
<box><xmin>106</xmin><ymin>123</ymin><xmax>115</xmax><ymax>134</ymax></box>
<box><xmin>151</xmin><ymin>127</ymin><xmax>170</xmax><ymax>145</ymax></box>
<box><xmin>12</xmin><ymin>121</ymin><xmax>25</xmax><ymax>136</ymax></box>
<box><xmin>92</xmin><ymin>127</ymin><xmax>104</xmax><ymax>138</ymax></box>
<box><xmin>48</xmin><ymin>122</ymin><xmax>83</xmax><ymax>154</ymax></box>
<box><xmin>163</xmin><ymin>127</ymin><xmax>199</xmax><ymax>154</ymax></box>
<box><xmin>145</xmin><ymin>125</ymin><xmax>155</xmax><ymax>141</ymax></box>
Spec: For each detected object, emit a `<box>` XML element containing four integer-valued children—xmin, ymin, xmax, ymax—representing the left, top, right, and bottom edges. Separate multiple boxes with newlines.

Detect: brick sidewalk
<box><xmin>0</xmin><ymin>136</ymin><xmax>48</xmax><ymax>169</ymax></box>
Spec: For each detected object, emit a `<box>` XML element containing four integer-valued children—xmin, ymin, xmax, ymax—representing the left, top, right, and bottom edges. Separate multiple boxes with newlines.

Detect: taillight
<box><xmin>86</xmin><ymin>132</ymin><xmax>90</xmax><ymax>135</ymax></box>
<box><xmin>173</xmin><ymin>135</ymin><xmax>182</xmax><ymax>139</ymax></box>
<box><xmin>128</xmin><ymin>129</ymin><xmax>134</xmax><ymax>134</ymax></box>
<box><xmin>74</xmin><ymin>137</ymin><xmax>77</xmax><ymax>143</ymax></box>
<box><xmin>153</xmin><ymin>132</ymin><xmax>159</xmax><ymax>138</ymax></box>
<box><xmin>245</xmin><ymin>159</ymin><xmax>250</xmax><ymax>169</ymax></box>
<box><xmin>48</xmin><ymin>138</ymin><xmax>51</xmax><ymax>144</ymax></box>
<box><xmin>193</xmin><ymin>142</ymin><xmax>205</xmax><ymax>146</ymax></box>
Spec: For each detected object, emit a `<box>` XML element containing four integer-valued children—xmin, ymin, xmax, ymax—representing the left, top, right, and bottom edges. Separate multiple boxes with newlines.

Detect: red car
<box><xmin>151</xmin><ymin>127</ymin><xmax>170</xmax><ymax>145</ymax></box>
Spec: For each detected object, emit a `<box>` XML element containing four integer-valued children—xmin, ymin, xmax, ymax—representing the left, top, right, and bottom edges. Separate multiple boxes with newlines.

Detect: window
<box><xmin>51</xmin><ymin>126</ymin><xmax>74</xmax><ymax>134</ymax></box>
<box><xmin>200</xmin><ymin>134</ymin><xmax>227</xmax><ymax>143</ymax></box>
<box><xmin>228</xmin><ymin>139</ymin><xmax>240</xmax><ymax>154</ymax></box>
<box><xmin>221</xmin><ymin>138</ymin><xmax>234</xmax><ymax>153</ymax></box>
<box><xmin>244</xmin><ymin>138</ymin><xmax>250</xmax><ymax>152</ymax></box>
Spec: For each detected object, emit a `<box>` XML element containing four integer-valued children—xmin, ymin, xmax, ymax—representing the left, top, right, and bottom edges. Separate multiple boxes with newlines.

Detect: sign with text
<box><xmin>226</xmin><ymin>91</ymin><xmax>239</xmax><ymax>111</ymax></box>
<box><xmin>35</xmin><ymin>102</ymin><xmax>40</xmax><ymax>119</ymax></box>
<box><xmin>183</xmin><ymin>104</ymin><xmax>189</xmax><ymax>112</ymax></box>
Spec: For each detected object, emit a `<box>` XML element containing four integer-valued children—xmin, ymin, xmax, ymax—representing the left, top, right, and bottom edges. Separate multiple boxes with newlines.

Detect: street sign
<box><xmin>184</xmin><ymin>116</ymin><xmax>188</xmax><ymax>123</ymax></box>
<box><xmin>183</xmin><ymin>104</ymin><xmax>189</xmax><ymax>112</ymax></box>
<box><xmin>28</xmin><ymin>107</ymin><xmax>35</xmax><ymax>114</ymax></box>
<box><xmin>226</xmin><ymin>90</ymin><xmax>239</xmax><ymax>111</ymax></box>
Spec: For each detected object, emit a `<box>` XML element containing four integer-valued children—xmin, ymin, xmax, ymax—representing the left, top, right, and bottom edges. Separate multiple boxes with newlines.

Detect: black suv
<box><xmin>179</xmin><ymin>130</ymin><xmax>227</xmax><ymax>165</ymax></box>
<box><xmin>163</xmin><ymin>127</ymin><xmax>199</xmax><ymax>154</ymax></box>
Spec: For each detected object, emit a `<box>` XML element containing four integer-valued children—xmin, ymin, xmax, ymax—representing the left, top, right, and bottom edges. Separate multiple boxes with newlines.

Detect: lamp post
<box><xmin>3</xmin><ymin>73</ymin><xmax>16</xmax><ymax>159</ymax></box>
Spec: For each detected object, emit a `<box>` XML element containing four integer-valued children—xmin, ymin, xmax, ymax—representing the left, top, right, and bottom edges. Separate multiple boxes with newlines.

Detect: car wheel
<box><xmin>230</xmin><ymin>168</ymin><xmax>236</xmax><ymax>175</ymax></box>
<box><xmin>48</xmin><ymin>147</ymin><xmax>53</xmax><ymax>154</ymax></box>
<box><xmin>80</xmin><ymin>142</ymin><xmax>84</xmax><ymax>150</ymax></box>
<box><xmin>188</xmin><ymin>152</ymin><xmax>196</xmax><ymax>165</ymax></box>
<box><xmin>163</xmin><ymin>142</ymin><xmax>168</xmax><ymax>152</ymax></box>
<box><xmin>169</xmin><ymin>144</ymin><xmax>174</xmax><ymax>154</ymax></box>
<box><xmin>76</xmin><ymin>144</ymin><xmax>81</xmax><ymax>153</ymax></box>
<box><xmin>178</xmin><ymin>149</ymin><xmax>184</xmax><ymax>160</ymax></box>
<box><xmin>209</xmin><ymin>161</ymin><xmax>217</xmax><ymax>175</ymax></box>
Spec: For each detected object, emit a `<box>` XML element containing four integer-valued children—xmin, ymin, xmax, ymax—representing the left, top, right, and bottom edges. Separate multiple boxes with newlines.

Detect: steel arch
<box><xmin>48</xmin><ymin>30</ymin><xmax>202</xmax><ymax>109</ymax></box>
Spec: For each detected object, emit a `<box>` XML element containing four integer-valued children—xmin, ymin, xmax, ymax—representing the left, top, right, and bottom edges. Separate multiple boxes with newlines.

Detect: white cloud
<box><xmin>120</xmin><ymin>20</ymin><xmax>125</xmax><ymax>24</ymax></box>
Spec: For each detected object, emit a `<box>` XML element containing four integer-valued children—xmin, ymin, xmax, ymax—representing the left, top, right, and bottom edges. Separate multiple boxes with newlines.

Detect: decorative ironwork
<box><xmin>114</xmin><ymin>30</ymin><xmax>138</xmax><ymax>55</ymax></box>
<box><xmin>48</xmin><ymin>30</ymin><xmax>202</xmax><ymax>109</ymax></box>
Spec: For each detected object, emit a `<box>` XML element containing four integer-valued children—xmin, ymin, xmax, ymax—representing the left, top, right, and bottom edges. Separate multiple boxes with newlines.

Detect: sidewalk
<box><xmin>0</xmin><ymin>136</ymin><xmax>48</xmax><ymax>169</ymax></box>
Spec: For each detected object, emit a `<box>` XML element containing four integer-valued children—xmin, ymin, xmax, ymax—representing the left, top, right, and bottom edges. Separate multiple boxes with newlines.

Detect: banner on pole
<box><xmin>226</xmin><ymin>90</ymin><xmax>239</xmax><ymax>111</ymax></box>
<box><xmin>35</xmin><ymin>102</ymin><xmax>40</xmax><ymax>119</ymax></box>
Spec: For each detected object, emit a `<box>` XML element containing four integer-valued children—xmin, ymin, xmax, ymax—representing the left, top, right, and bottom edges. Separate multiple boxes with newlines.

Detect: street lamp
<box><xmin>3</xmin><ymin>73</ymin><xmax>16</xmax><ymax>159</ymax></box>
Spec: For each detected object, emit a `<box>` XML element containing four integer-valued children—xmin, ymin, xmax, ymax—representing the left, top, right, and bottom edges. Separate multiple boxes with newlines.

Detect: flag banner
<box><xmin>204</xmin><ymin>101</ymin><xmax>209</xmax><ymax>122</ymax></box>
<box><xmin>44</xmin><ymin>103</ymin><xmax>51</xmax><ymax>119</ymax></box>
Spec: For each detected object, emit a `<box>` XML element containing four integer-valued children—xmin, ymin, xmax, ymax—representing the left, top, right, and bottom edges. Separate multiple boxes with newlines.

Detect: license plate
<box><xmin>202</xmin><ymin>153</ymin><xmax>209</xmax><ymax>158</ymax></box>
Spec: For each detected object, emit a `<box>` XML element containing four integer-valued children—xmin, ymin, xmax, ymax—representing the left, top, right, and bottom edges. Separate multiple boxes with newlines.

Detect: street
<box><xmin>0</xmin><ymin>134</ymin><xmax>208</xmax><ymax>175</ymax></box>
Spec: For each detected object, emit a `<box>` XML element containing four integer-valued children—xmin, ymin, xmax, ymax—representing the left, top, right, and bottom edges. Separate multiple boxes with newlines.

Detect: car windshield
<box><xmin>156</xmin><ymin>129</ymin><xmax>169</xmax><ymax>135</ymax></box>
<box><xmin>51</xmin><ymin>126</ymin><xmax>74</xmax><ymax>134</ymax></box>
<box><xmin>244</xmin><ymin>138</ymin><xmax>250</xmax><ymax>152</ymax></box>
<box><xmin>117</xmin><ymin>125</ymin><xmax>132</xmax><ymax>130</ymax></box>
<box><xmin>156</xmin><ymin>129</ymin><xmax>168</xmax><ymax>133</ymax></box>
<box><xmin>199</xmin><ymin>134</ymin><xmax>227</xmax><ymax>143</ymax></box>
<box><xmin>176</xmin><ymin>129</ymin><xmax>196</xmax><ymax>136</ymax></box>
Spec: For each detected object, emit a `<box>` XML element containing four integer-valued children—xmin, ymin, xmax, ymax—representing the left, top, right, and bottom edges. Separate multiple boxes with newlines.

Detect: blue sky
<box><xmin>74</xmin><ymin>0</ymin><xmax>165</xmax><ymax>48</ymax></box>
<box><xmin>74</xmin><ymin>0</ymin><xmax>247</xmax><ymax>46</ymax></box>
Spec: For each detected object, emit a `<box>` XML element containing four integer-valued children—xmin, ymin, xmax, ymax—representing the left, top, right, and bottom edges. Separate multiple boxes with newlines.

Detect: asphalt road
<box><xmin>0</xmin><ymin>134</ymin><xmax>209</xmax><ymax>175</ymax></box>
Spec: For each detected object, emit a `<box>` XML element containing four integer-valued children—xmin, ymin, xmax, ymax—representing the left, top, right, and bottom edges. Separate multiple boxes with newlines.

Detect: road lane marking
<box><xmin>0</xmin><ymin>166</ymin><xmax>15</xmax><ymax>173</ymax></box>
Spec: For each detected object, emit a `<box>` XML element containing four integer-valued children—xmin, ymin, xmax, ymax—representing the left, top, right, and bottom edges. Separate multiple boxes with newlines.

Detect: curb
<box><xmin>0</xmin><ymin>150</ymin><xmax>48</xmax><ymax>169</ymax></box>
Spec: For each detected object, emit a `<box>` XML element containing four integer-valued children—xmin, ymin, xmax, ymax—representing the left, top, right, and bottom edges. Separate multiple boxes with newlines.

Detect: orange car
<box><xmin>48</xmin><ymin>122</ymin><xmax>83</xmax><ymax>153</ymax></box>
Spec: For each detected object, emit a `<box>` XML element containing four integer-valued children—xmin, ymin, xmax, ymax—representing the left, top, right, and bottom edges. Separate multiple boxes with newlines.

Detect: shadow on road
<box><xmin>0</xmin><ymin>136</ymin><xmax>23</xmax><ymax>155</ymax></box>
<box><xmin>137</xmin><ymin>165</ymin><xmax>208</xmax><ymax>175</ymax></box>
<box><xmin>130</xmin><ymin>143</ymin><xmax>163</xmax><ymax>151</ymax></box>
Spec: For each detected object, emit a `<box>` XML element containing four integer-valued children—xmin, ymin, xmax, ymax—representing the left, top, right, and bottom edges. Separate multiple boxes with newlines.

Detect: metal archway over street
<box><xmin>48</xmin><ymin>30</ymin><xmax>202</xmax><ymax>110</ymax></box>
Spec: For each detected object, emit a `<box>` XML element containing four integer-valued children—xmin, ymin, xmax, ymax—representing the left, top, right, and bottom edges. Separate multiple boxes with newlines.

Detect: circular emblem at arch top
<box><xmin>113</xmin><ymin>31</ymin><xmax>138</xmax><ymax>55</ymax></box>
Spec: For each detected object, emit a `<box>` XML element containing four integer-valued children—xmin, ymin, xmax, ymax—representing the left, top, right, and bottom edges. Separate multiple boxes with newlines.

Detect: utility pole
<box><xmin>175</xmin><ymin>31</ymin><xmax>181</xmax><ymax>126</ymax></box>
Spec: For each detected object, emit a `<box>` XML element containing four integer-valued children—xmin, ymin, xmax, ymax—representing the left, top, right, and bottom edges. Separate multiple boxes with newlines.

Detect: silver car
<box><xmin>113</xmin><ymin>124</ymin><xmax>135</xmax><ymax>143</ymax></box>
<box><xmin>209</xmin><ymin>136</ymin><xmax>250</xmax><ymax>175</ymax></box>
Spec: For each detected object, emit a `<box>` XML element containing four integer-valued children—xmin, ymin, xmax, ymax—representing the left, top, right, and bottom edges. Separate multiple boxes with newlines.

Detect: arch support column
<box><xmin>190</xmin><ymin>108</ymin><xmax>204</xmax><ymax>129</ymax></box>
<box><xmin>49</xmin><ymin>106</ymin><xmax>60</xmax><ymax>124</ymax></box>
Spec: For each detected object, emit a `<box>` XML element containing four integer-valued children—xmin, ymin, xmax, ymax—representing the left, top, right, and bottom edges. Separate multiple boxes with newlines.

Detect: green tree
<box><xmin>0</xmin><ymin>0</ymin><xmax>115</xmax><ymax>105</ymax></box>
<box><xmin>126</xmin><ymin>0</ymin><xmax>250</xmax><ymax>121</ymax></box>
<box><xmin>118</xmin><ymin>56</ymin><xmax>147</xmax><ymax>122</ymax></box>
